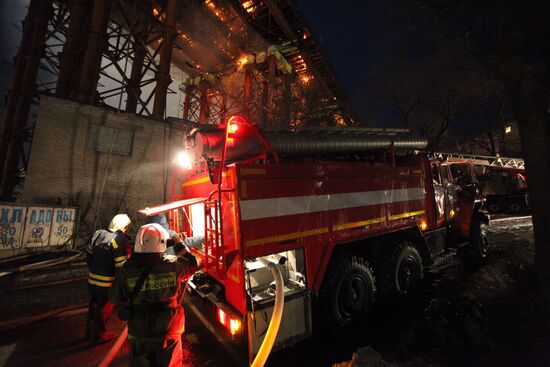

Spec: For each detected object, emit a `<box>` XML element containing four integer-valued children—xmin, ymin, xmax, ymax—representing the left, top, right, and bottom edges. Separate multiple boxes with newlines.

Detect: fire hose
<box><xmin>251</xmin><ymin>257</ymin><xmax>285</xmax><ymax>367</ymax></box>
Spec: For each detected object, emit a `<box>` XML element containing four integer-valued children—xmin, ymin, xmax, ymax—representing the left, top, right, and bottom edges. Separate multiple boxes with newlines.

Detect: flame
<box><xmin>334</xmin><ymin>113</ymin><xmax>345</xmax><ymax>126</ymax></box>
<box><xmin>152</xmin><ymin>7</ymin><xmax>160</xmax><ymax>17</ymax></box>
<box><xmin>300</xmin><ymin>74</ymin><xmax>312</xmax><ymax>84</ymax></box>
<box><xmin>242</xmin><ymin>0</ymin><xmax>256</xmax><ymax>13</ymax></box>
<box><xmin>237</xmin><ymin>55</ymin><xmax>252</xmax><ymax>71</ymax></box>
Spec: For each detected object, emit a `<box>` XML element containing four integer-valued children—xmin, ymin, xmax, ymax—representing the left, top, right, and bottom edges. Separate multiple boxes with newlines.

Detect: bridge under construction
<box><xmin>0</xmin><ymin>0</ymin><xmax>356</xmax><ymax>200</ymax></box>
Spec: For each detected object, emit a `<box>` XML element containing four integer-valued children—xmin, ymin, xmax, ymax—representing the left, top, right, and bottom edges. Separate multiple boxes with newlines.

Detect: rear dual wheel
<box><xmin>318</xmin><ymin>255</ymin><xmax>376</xmax><ymax>330</ymax></box>
<box><xmin>375</xmin><ymin>241</ymin><xmax>424</xmax><ymax>300</ymax></box>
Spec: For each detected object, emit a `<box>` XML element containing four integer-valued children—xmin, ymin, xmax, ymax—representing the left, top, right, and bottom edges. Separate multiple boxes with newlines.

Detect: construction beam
<box><xmin>0</xmin><ymin>0</ymin><xmax>54</xmax><ymax>199</ymax></box>
<box><xmin>0</xmin><ymin>0</ymin><xmax>41</xmax><ymax>182</ymax></box>
<box><xmin>263</xmin><ymin>54</ymin><xmax>277</xmax><ymax>125</ymax></box>
<box><xmin>152</xmin><ymin>0</ymin><xmax>177</xmax><ymax>119</ymax></box>
<box><xmin>242</xmin><ymin>65</ymin><xmax>253</xmax><ymax>118</ymax></box>
<box><xmin>261</xmin><ymin>0</ymin><xmax>334</xmax><ymax>100</ymax></box>
<box><xmin>77</xmin><ymin>0</ymin><xmax>112</xmax><ymax>104</ymax></box>
<box><xmin>198</xmin><ymin>81</ymin><xmax>210</xmax><ymax>124</ymax></box>
<box><xmin>56</xmin><ymin>0</ymin><xmax>91</xmax><ymax>98</ymax></box>
<box><xmin>182</xmin><ymin>84</ymin><xmax>195</xmax><ymax>121</ymax></box>
<box><xmin>125</xmin><ymin>7</ymin><xmax>149</xmax><ymax>113</ymax></box>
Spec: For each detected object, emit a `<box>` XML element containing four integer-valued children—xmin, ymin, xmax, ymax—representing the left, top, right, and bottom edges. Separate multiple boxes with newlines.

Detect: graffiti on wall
<box><xmin>0</xmin><ymin>204</ymin><xmax>78</xmax><ymax>252</ymax></box>
<box><xmin>0</xmin><ymin>205</ymin><xmax>25</xmax><ymax>249</ymax></box>
<box><xmin>50</xmin><ymin>208</ymin><xmax>77</xmax><ymax>246</ymax></box>
<box><xmin>23</xmin><ymin>207</ymin><xmax>54</xmax><ymax>248</ymax></box>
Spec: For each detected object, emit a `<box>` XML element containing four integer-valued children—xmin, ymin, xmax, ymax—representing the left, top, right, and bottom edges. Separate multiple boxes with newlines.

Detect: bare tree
<box><xmin>382</xmin><ymin>0</ymin><xmax>550</xmax><ymax>320</ymax></box>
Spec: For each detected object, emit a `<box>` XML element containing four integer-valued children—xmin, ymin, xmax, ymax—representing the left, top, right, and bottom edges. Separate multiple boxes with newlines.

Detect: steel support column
<box><xmin>219</xmin><ymin>92</ymin><xmax>227</xmax><ymax>124</ymax></box>
<box><xmin>242</xmin><ymin>65</ymin><xmax>253</xmax><ymax>118</ymax></box>
<box><xmin>262</xmin><ymin>54</ymin><xmax>277</xmax><ymax>125</ymax></box>
<box><xmin>152</xmin><ymin>0</ymin><xmax>177</xmax><ymax>119</ymax></box>
<box><xmin>125</xmin><ymin>9</ymin><xmax>148</xmax><ymax>113</ymax></box>
<box><xmin>0</xmin><ymin>0</ymin><xmax>54</xmax><ymax>199</ymax></box>
<box><xmin>77</xmin><ymin>0</ymin><xmax>111</xmax><ymax>104</ymax></box>
<box><xmin>282</xmin><ymin>73</ymin><xmax>292</xmax><ymax>128</ymax></box>
<box><xmin>0</xmin><ymin>0</ymin><xmax>41</xmax><ymax>182</ymax></box>
<box><xmin>182</xmin><ymin>84</ymin><xmax>194</xmax><ymax>120</ymax></box>
<box><xmin>198</xmin><ymin>81</ymin><xmax>210</xmax><ymax>124</ymax></box>
<box><xmin>56</xmin><ymin>0</ymin><xmax>91</xmax><ymax>98</ymax></box>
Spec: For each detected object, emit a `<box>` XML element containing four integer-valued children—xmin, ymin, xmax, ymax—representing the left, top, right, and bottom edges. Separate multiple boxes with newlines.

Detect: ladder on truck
<box><xmin>204</xmin><ymin>192</ymin><xmax>227</xmax><ymax>279</ymax></box>
<box><xmin>435</xmin><ymin>152</ymin><xmax>525</xmax><ymax>169</ymax></box>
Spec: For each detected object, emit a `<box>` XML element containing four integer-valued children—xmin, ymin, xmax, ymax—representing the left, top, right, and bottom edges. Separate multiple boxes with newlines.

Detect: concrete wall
<box><xmin>22</xmin><ymin>96</ymin><xmax>184</xmax><ymax>247</ymax></box>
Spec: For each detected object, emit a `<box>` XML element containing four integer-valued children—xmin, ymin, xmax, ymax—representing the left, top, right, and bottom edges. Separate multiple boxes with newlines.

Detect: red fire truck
<box><xmin>140</xmin><ymin>116</ymin><xmax>490</xmax><ymax>362</ymax></box>
<box><xmin>436</xmin><ymin>153</ymin><xmax>528</xmax><ymax>214</ymax></box>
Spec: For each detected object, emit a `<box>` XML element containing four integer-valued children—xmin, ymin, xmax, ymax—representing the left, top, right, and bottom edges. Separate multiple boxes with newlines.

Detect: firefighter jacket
<box><xmin>86</xmin><ymin>229</ymin><xmax>131</xmax><ymax>291</ymax></box>
<box><xmin>109</xmin><ymin>250</ymin><xmax>198</xmax><ymax>339</ymax></box>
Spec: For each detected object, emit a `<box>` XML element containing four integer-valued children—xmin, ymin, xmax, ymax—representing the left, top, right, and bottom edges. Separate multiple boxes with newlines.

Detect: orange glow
<box><xmin>216</xmin><ymin>307</ymin><xmax>241</xmax><ymax>335</ymax></box>
<box><xmin>229</xmin><ymin>123</ymin><xmax>239</xmax><ymax>133</ymax></box>
<box><xmin>420</xmin><ymin>221</ymin><xmax>428</xmax><ymax>231</ymax></box>
<box><xmin>300</xmin><ymin>74</ymin><xmax>312</xmax><ymax>84</ymax></box>
<box><xmin>449</xmin><ymin>209</ymin><xmax>455</xmax><ymax>217</ymax></box>
<box><xmin>238</xmin><ymin>56</ymin><xmax>249</xmax><ymax>66</ymax></box>
<box><xmin>230</xmin><ymin>318</ymin><xmax>241</xmax><ymax>335</ymax></box>
<box><xmin>152</xmin><ymin>7</ymin><xmax>160</xmax><ymax>17</ymax></box>
<box><xmin>334</xmin><ymin>113</ymin><xmax>346</xmax><ymax>126</ymax></box>
<box><xmin>242</xmin><ymin>0</ymin><xmax>256</xmax><ymax>13</ymax></box>
<box><xmin>218</xmin><ymin>308</ymin><xmax>226</xmax><ymax>325</ymax></box>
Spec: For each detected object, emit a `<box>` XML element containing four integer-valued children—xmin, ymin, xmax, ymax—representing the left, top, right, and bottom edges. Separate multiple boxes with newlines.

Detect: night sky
<box><xmin>0</xmin><ymin>1</ymin><xmax>504</xmax><ymax>138</ymax></box>
<box><xmin>0</xmin><ymin>0</ymin><xmax>28</xmax><ymax>118</ymax></box>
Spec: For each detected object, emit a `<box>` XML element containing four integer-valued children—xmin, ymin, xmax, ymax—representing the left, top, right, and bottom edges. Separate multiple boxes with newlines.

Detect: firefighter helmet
<box><xmin>109</xmin><ymin>214</ymin><xmax>131</xmax><ymax>233</ymax></box>
<box><xmin>134</xmin><ymin>223</ymin><xmax>169</xmax><ymax>253</ymax></box>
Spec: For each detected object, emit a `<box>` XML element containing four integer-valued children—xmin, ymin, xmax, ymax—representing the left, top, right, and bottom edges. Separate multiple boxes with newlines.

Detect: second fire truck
<box><xmin>141</xmin><ymin>115</ymin><xmax>490</xmax><ymax>363</ymax></box>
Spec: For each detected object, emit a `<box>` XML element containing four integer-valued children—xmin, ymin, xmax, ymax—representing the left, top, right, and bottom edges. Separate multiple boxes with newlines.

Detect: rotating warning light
<box><xmin>175</xmin><ymin>151</ymin><xmax>192</xmax><ymax>169</ymax></box>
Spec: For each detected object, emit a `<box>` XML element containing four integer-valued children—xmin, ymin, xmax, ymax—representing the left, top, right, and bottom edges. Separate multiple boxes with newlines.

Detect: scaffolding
<box><xmin>0</xmin><ymin>0</ymin><xmax>354</xmax><ymax>199</ymax></box>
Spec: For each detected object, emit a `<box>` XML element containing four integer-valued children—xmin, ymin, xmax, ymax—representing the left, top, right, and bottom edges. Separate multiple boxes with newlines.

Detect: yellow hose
<box><xmin>96</xmin><ymin>326</ymin><xmax>128</xmax><ymax>367</ymax></box>
<box><xmin>251</xmin><ymin>260</ymin><xmax>285</xmax><ymax>367</ymax></box>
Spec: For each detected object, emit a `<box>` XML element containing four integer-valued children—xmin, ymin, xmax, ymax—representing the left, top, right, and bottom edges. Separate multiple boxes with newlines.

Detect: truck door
<box><xmin>439</xmin><ymin>164</ymin><xmax>457</xmax><ymax>223</ymax></box>
<box><xmin>431</xmin><ymin>163</ymin><xmax>446</xmax><ymax>228</ymax></box>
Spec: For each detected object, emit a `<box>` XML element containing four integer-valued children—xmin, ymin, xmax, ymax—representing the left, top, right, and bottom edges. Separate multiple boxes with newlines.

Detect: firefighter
<box><xmin>85</xmin><ymin>213</ymin><xmax>132</xmax><ymax>345</ymax></box>
<box><xmin>110</xmin><ymin>223</ymin><xmax>200</xmax><ymax>367</ymax></box>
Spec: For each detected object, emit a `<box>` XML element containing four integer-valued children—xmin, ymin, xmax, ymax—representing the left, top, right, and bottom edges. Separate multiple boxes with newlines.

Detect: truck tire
<box><xmin>487</xmin><ymin>203</ymin><xmax>500</xmax><ymax>214</ymax></box>
<box><xmin>376</xmin><ymin>241</ymin><xmax>423</xmax><ymax>299</ymax></box>
<box><xmin>507</xmin><ymin>202</ymin><xmax>521</xmax><ymax>214</ymax></box>
<box><xmin>318</xmin><ymin>255</ymin><xmax>376</xmax><ymax>330</ymax></box>
<box><xmin>463</xmin><ymin>220</ymin><xmax>490</xmax><ymax>268</ymax></box>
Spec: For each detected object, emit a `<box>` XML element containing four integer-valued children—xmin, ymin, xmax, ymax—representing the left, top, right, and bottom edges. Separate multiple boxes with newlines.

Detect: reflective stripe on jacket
<box><xmin>86</xmin><ymin>229</ymin><xmax>130</xmax><ymax>291</ymax></box>
<box><xmin>110</xmin><ymin>252</ymin><xmax>198</xmax><ymax>339</ymax></box>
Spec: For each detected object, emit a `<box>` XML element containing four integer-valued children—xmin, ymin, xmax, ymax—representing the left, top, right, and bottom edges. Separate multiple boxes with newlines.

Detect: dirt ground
<box><xmin>0</xmin><ymin>215</ymin><xmax>547</xmax><ymax>367</ymax></box>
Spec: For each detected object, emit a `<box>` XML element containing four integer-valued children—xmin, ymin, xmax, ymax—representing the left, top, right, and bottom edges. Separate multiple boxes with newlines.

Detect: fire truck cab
<box><xmin>140</xmin><ymin>116</ymin><xmax>490</xmax><ymax>363</ymax></box>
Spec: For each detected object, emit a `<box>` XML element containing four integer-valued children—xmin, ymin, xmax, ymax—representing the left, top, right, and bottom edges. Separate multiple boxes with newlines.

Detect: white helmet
<box><xmin>134</xmin><ymin>223</ymin><xmax>169</xmax><ymax>253</ymax></box>
<box><xmin>109</xmin><ymin>214</ymin><xmax>131</xmax><ymax>233</ymax></box>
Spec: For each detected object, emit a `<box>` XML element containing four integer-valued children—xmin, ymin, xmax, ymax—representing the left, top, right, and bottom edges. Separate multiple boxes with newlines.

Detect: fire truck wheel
<box><xmin>464</xmin><ymin>220</ymin><xmax>490</xmax><ymax>268</ymax></box>
<box><xmin>487</xmin><ymin>203</ymin><xmax>500</xmax><ymax>214</ymax></box>
<box><xmin>318</xmin><ymin>255</ymin><xmax>376</xmax><ymax>330</ymax></box>
<box><xmin>376</xmin><ymin>241</ymin><xmax>423</xmax><ymax>299</ymax></box>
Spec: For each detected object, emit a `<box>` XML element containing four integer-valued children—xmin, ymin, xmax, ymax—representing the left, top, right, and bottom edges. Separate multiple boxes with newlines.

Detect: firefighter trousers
<box><xmin>129</xmin><ymin>336</ymin><xmax>183</xmax><ymax>367</ymax></box>
<box><xmin>85</xmin><ymin>290</ymin><xmax>115</xmax><ymax>343</ymax></box>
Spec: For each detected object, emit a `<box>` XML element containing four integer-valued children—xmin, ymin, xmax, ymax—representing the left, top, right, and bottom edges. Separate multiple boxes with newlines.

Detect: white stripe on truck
<box><xmin>239</xmin><ymin>187</ymin><xmax>425</xmax><ymax>221</ymax></box>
